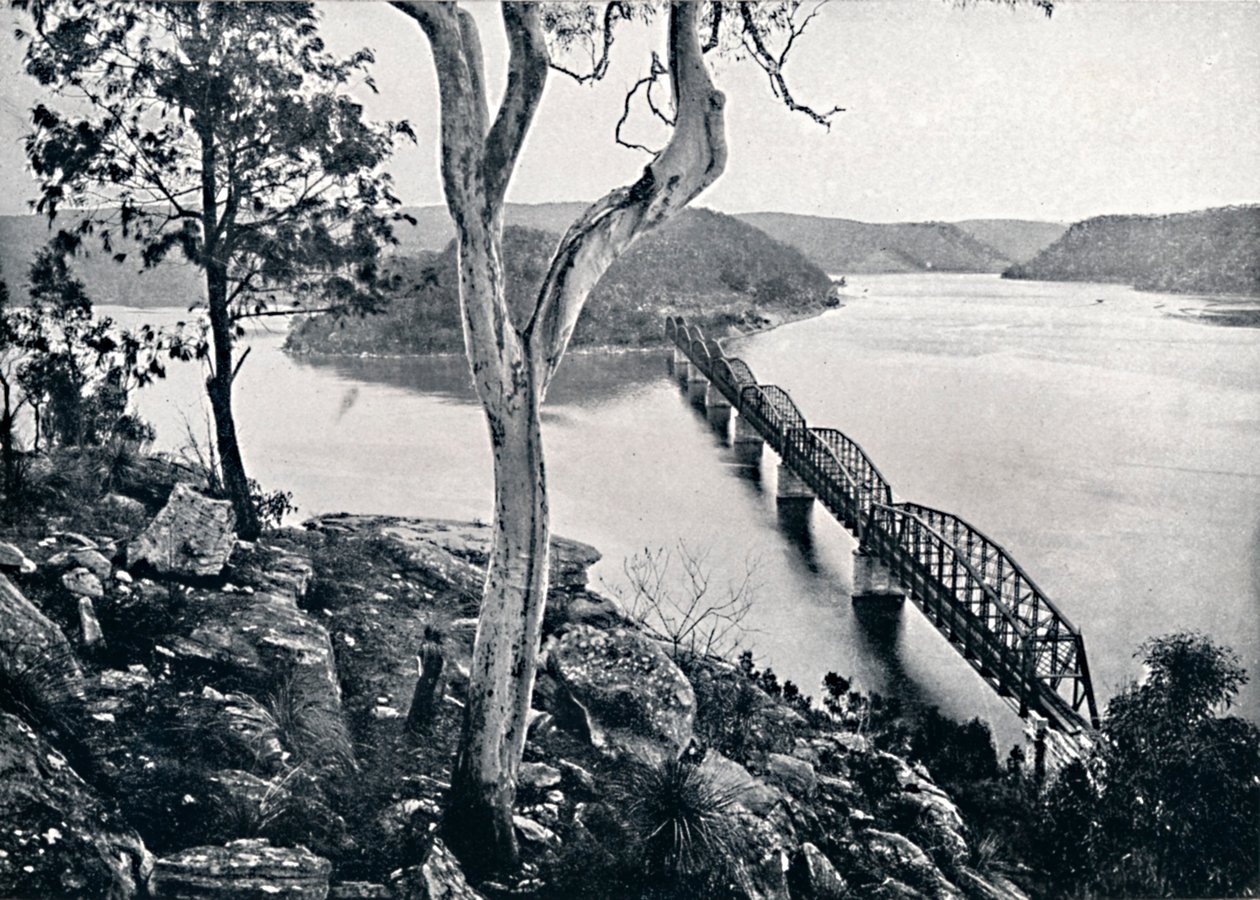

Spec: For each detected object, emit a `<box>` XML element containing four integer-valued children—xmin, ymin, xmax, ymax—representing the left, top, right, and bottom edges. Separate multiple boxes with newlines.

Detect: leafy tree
<box><xmin>1037</xmin><ymin>632</ymin><xmax>1260</xmax><ymax>897</ymax></box>
<box><xmin>16</xmin><ymin>0</ymin><xmax>413</xmax><ymax>537</ymax></box>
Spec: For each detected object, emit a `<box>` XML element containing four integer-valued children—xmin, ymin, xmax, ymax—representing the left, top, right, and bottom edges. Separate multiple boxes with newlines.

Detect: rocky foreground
<box><xmin>1</xmin><ymin>458</ymin><xmax>1031</xmax><ymax>899</ymax></box>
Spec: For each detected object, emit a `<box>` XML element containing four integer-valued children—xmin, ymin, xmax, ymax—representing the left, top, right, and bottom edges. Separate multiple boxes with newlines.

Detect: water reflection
<box><xmin>294</xmin><ymin>348</ymin><xmax>666</xmax><ymax>409</ymax></box>
<box><xmin>775</xmin><ymin>500</ymin><xmax>819</xmax><ymax>573</ymax></box>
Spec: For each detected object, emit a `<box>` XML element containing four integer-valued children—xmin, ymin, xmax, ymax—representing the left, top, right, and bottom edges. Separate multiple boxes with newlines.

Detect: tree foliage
<box><xmin>16</xmin><ymin>0</ymin><xmax>412</xmax><ymax>535</ymax></box>
<box><xmin>1035</xmin><ymin>632</ymin><xmax>1260</xmax><ymax>897</ymax></box>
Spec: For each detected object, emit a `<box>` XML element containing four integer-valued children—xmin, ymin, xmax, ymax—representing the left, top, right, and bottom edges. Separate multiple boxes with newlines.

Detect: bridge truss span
<box><xmin>663</xmin><ymin>315</ymin><xmax>1100</xmax><ymax>736</ymax></box>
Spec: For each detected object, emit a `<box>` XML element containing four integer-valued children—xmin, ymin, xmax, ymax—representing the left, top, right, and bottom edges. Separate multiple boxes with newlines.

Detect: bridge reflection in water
<box><xmin>665</xmin><ymin>316</ymin><xmax>1100</xmax><ymax>749</ymax></box>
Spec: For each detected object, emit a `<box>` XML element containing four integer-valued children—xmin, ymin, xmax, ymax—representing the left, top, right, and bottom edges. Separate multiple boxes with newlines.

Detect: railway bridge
<box><xmin>665</xmin><ymin>316</ymin><xmax>1100</xmax><ymax>747</ymax></box>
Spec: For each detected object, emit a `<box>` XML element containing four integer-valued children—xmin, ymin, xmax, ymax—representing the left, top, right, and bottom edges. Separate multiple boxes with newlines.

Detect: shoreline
<box><xmin>281</xmin><ymin>301</ymin><xmax>841</xmax><ymax>361</ymax></box>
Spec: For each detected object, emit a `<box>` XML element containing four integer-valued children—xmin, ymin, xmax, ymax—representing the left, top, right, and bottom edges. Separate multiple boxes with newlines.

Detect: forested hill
<box><xmin>737</xmin><ymin>212</ymin><xmax>1014</xmax><ymax>274</ymax></box>
<box><xmin>1004</xmin><ymin>205</ymin><xmax>1260</xmax><ymax>296</ymax></box>
<box><xmin>285</xmin><ymin>208</ymin><xmax>839</xmax><ymax>355</ymax></box>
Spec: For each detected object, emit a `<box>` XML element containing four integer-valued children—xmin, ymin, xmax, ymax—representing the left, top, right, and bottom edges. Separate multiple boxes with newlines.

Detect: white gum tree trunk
<box><xmin>390</xmin><ymin>0</ymin><xmax>727</xmax><ymax>871</ymax></box>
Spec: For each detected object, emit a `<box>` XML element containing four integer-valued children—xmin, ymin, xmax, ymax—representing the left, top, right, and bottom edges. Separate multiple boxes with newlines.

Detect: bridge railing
<box><xmin>869</xmin><ymin>502</ymin><xmax>1098</xmax><ymax>728</ymax></box>
<box><xmin>739</xmin><ymin>385</ymin><xmax>806</xmax><ymax>454</ymax></box>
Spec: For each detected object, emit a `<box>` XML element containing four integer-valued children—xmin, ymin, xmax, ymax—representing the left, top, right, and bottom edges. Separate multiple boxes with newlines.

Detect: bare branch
<box><xmin>547</xmin><ymin>2</ymin><xmax>628</xmax><ymax>85</ymax></box>
<box><xmin>614</xmin><ymin>53</ymin><xmax>672</xmax><ymax>154</ymax></box>
<box><xmin>737</xmin><ymin>1</ymin><xmax>844</xmax><ymax>129</ymax></box>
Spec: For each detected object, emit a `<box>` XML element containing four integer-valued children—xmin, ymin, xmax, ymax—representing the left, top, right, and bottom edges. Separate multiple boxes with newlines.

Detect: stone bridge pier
<box><xmin>732</xmin><ymin>414</ymin><xmax>762</xmax><ymax>466</ymax></box>
<box><xmin>687</xmin><ymin>365</ymin><xmax>709</xmax><ymax>405</ymax></box>
<box><xmin>851</xmin><ymin>549</ymin><xmax>905</xmax><ymax>605</ymax></box>
<box><xmin>777</xmin><ymin>463</ymin><xmax>814</xmax><ymax>505</ymax></box>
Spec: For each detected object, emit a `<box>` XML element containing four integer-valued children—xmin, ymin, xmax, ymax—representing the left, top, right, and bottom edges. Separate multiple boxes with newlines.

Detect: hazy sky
<box><xmin>1</xmin><ymin>1</ymin><xmax>1258</xmax><ymax>223</ymax></box>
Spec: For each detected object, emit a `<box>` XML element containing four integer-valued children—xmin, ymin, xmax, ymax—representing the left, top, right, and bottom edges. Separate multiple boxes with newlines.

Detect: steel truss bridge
<box><xmin>666</xmin><ymin>316</ymin><xmax>1100</xmax><ymax>737</ymax></box>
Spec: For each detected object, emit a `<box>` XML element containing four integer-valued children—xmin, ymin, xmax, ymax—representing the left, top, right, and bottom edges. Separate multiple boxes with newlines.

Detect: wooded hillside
<box><xmin>1004</xmin><ymin>205</ymin><xmax>1260</xmax><ymax>295</ymax></box>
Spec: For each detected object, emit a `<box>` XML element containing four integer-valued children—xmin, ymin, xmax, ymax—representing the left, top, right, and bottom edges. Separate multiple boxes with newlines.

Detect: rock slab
<box><xmin>151</xmin><ymin>838</ymin><xmax>330</xmax><ymax>899</ymax></box>
<box><xmin>548</xmin><ymin>624</ymin><xmax>695</xmax><ymax>763</ymax></box>
<box><xmin>128</xmin><ymin>483</ymin><xmax>235</xmax><ymax>577</ymax></box>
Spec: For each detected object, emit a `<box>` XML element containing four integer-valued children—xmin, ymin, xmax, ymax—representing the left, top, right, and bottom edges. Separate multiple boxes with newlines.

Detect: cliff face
<box><xmin>1003</xmin><ymin>205</ymin><xmax>1260</xmax><ymax>296</ymax></box>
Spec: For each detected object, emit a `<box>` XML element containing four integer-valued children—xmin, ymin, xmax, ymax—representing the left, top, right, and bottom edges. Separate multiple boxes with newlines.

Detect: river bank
<box><xmin>282</xmin><ymin>299</ymin><xmax>841</xmax><ymax>362</ymax></box>
<box><xmin>1</xmin><ymin>445</ymin><xmax>1040</xmax><ymax>899</ymax></box>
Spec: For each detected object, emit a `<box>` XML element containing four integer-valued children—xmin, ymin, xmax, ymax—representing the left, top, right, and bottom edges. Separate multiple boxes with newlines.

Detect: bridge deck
<box><xmin>666</xmin><ymin>316</ymin><xmax>1099</xmax><ymax>735</ymax></box>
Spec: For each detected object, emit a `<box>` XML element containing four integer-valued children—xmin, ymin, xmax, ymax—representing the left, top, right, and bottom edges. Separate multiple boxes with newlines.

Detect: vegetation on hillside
<box><xmin>1004</xmin><ymin>205</ymin><xmax>1260</xmax><ymax>296</ymax></box>
<box><xmin>285</xmin><ymin>210</ymin><xmax>839</xmax><ymax>356</ymax></box>
<box><xmin>738</xmin><ymin>212</ymin><xmax>1012</xmax><ymax>273</ymax></box>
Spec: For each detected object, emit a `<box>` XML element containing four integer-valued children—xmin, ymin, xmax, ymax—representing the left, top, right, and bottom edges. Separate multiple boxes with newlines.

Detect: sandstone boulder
<box><xmin>0</xmin><ymin>573</ymin><xmax>83</xmax><ymax>703</ymax></box>
<box><xmin>63</xmin><ymin>567</ymin><xmax>105</xmax><ymax>599</ymax></box>
<box><xmin>767</xmin><ymin>752</ymin><xmax>818</xmax><ymax>799</ymax></box>
<box><xmin>389</xmin><ymin>838</ymin><xmax>485</xmax><ymax>900</ymax></box>
<box><xmin>151</xmin><ymin>838</ymin><xmax>330</xmax><ymax>899</ymax></box>
<box><xmin>548</xmin><ymin>624</ymin><xmax>695</xmax><ymax>763</ymax></box>
<box><xmin>0</xmin><ymin>712</ymin><xmax>150</xmax><ymax>900</ymax></box>
<box><xmin>788</xmin><ymin>843</ymin><xmax>848</xmax><ymax>900</ymax></box>
<box><xmin>128</xmin><ymin>483</ymin><xmax>235</xmax><ymax>577</ymax></box>
<box><xmin>0</xmin><ymin>540</ymin><xmax>36</xmax><ymax>574</ymax></box>
<box><xmin>697</xmin><ymin>749</ymin><xmax>782</xmax><ymax>816</ymax></box>
<box><xmin>49</xmin><ymin>548</ymin><xmax>113</xmax><ymax>580</ymax></box>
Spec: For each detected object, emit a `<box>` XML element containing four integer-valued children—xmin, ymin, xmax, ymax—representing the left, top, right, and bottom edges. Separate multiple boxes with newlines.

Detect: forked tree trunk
<box><xmin>395</xmin><ymin>0</ymin><xmax>726</xmax><ymax>875</ymax></box>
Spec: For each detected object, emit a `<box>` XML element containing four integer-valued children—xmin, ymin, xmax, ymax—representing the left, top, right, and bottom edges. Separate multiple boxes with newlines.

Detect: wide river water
<box><xmin>109</xmin><ymin>273</ymin><xmax>1260</xmax><ymax>747</ymax></box>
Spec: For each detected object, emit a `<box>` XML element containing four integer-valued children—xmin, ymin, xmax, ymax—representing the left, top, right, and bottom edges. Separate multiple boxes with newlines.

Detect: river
<box><xmin>109</xmin><ymin>273</ymin><xmax>1260</xmax><ymax>748</ymax></box>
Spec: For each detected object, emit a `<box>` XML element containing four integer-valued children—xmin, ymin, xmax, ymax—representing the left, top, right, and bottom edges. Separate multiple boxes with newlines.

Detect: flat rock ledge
<box><xmin>151</xmin><ymin>838</ymin><xmax>331</xmax><ymax>900</ymax></box>
<box><xmin>307</xmin><ymin>514</ymin><xmax>601</xmax><ymax>593</ymax></box>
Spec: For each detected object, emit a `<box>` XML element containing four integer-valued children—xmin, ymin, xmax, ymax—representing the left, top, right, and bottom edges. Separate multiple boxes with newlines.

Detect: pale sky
<box><xmin>1</xmin><ymin>1</ymin><xmax>1258</xmax><ymax>223</ymax></box>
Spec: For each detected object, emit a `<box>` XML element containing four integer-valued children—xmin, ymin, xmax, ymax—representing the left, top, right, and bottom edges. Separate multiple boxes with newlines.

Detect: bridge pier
<box><xmin>705</xmin><ymin>382</ymin><xmax>731</xmax><ymax>410</ymax></box>
<box><xmin>687</xmin><ymin>369</ymin><xmax>709</xmax><ymax>405</ymax></box>
<box><xmin>732</xmin><ymin>414</ymin><xmax>762</xmax><ymax>466</ymax></box>
<box><xmin>776</xmin><ymin>463</ymin><xmax>814</xmax><ymax>503</ymax></box>
<box><xmin>851</xmin><ymin>550</ymin><xmax>905</xmax><ymax>605</ymax></box>
<box><xmin>706</xmin><ymin>402</ymin><xmax>731</xmax><ymax>434</ymax></box>
<box><xmin>671</xmin><ymin>346</ymin><xmax>688</xmax><ymax>375</ymax></box>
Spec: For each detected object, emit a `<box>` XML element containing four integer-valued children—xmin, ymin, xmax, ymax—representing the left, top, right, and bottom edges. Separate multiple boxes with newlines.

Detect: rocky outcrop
<box><xmin>169</xmin><ymin>589</ymin><xmax>348</xmax><ymax>769</ymax></box>
<box><xmin>307</xmin><ymin>515</ymin><xmax>601</xmax><ymax>595</ymax></box>
<box><xmin>389</xmin><ymin>838</ymin><xmax>485</xmax><ymax>900</ymax></box>
<box><xmin>788</xmin><ymin>842</ymin><xmax>848</xmax><ymax>899</ymax></box>
<box><xmin>0</xmin><ymin>540</ymin><xmax>36</xmax><ymax>574</ymax></box>
<box><xmin>0</xmin><ymin>572</ymin><xmax>83</xmax><ymax>701</ymax></box>
<box><xmin>855</xmin><ymin>829</ymin><xmax>964</xmax><ymax>900</ymax></box>
<box><xmin>547</xmin><ymin>624</ymin><xmax>695</xmax><ymax>763</ymax></box>
<box><xmin>0</xmin><ymin>712</ymin><xmax>151</xmax><ymax>900</ymax></box>
<box><xmin>128</xmin><ymin>484</ymin><xmax>235</xmax><ymax>577</ymax></box>
<box><xmin>151</xmin><ymin>838</ymin><xmax>331</xmax><ymax>899</ymax></box>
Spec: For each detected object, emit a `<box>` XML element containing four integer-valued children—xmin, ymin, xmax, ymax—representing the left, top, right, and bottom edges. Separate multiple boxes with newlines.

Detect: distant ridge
<box><xmin>736</xmin><ymin>212</ymin><xmax>1013</xmax><ymax>274</ymax></box>
<box><xmin>1004</xmin><ymin>205</ymin><xmax>1260</xmax><ymax>296</ymax></box>
<box><xmin>954</xmin><ymin>219</ymin><xmax>1067</xmax><ymax>265</ymax></box>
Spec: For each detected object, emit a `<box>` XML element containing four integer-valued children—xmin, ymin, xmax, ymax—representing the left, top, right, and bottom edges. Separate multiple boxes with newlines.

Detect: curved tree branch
<box><xmin>526</xmin><ymin>1</ymin><xmax>727</xmax><ymax>395</ymax></box>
